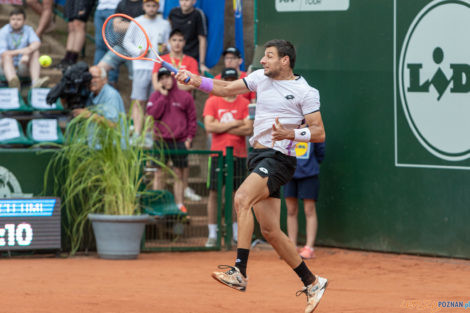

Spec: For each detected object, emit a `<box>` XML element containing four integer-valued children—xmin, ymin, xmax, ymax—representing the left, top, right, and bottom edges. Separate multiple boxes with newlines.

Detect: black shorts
<box><xmin>247</xmin><ymin>148</ymin><xmax>297</xmax><ymax>199</ymax></box>
<box><xmin>284</xmin><ymin>175</ymin><xmax>319</xmax><ymax>201</ymax></box>
<box><xmin>64</xmin><ymin>0</ymin><xmax>96</xmax><ymax>22</ymax></box>
<box><xmin>151</xmin><ymin>140</ymin><xmax>188</xmax><ymax>169</ymax></box>
<box><xmin>207</xmin><ymin>156</ymin><xmax>247</xmax><ymax>191</ymax></box>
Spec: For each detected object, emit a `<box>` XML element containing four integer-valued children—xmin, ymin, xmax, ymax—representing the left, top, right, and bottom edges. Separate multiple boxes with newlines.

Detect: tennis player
<box><xmin>175</xmin><ymin>39</ymin><xmax>327</xmax><ymax>313</ymax></box>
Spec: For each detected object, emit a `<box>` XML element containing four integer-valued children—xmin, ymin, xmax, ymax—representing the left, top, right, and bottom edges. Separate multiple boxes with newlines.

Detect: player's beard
<box><xmin>264</xmin><ymin>67</ymin><xmax>280</xmax><ymax>78</ymax></box>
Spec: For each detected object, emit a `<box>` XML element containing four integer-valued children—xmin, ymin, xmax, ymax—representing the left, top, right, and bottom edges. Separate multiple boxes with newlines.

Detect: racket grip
<box><xmin>161</xmin><ymin>61</ymin><xmax>190</xmax><ymax>83</ymax></box>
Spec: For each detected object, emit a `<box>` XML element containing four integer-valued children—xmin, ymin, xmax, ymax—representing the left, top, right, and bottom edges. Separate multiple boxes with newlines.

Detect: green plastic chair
<box><xmin>26</xmin><ymin>119</ymin><xmax>64</xmax><ymax>144</ymax></box>
<box><xmin>0</xmin><ymin>118</ymin><xmax>33</xmax><ymax>146</ymax></box>
<box><xmin>27</xmin><ymin>88</ymin><xmax>64</xmax><ymax>111</ymax></box>
<box><xmin>0</xmin><ymin>87</ymin><xmax>32</xmax><ymax>113</ymax></box>
<box><xmin>140</xmin><ymin>190</ymin><xmax>187</xmax><ymax>218</ymax></box>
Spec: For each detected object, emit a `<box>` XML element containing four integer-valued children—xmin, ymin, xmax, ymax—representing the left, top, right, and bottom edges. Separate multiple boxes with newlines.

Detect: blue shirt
<box><xmin>86</xmin><ymin>84</ymin><xmax>125</xmax><ymax>122</ymax></box>
<box><xmin>0</xmin><ymin>24</ymin><xmax>40</xmax><ymax>66</ymax></box>
<box><xmin>292</xmin><ymin>142</ymin><xmax>325</xmax><ymax>179</ymax></box>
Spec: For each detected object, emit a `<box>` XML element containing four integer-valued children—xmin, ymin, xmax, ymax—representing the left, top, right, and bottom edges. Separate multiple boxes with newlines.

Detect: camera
<box><xmin>46</xmin><ymin>61</ymin><xmax>93</xmax><ymax>110</ymax></box>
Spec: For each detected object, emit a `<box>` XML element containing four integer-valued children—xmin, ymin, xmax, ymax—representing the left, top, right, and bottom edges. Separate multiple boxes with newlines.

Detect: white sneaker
<box><xmin>185</xmin><ymin>187</ymin><xmax>202</xmax><ymax>201</ymax></box>
<box><xmin>297</xmin><ymin>276</ymin><xmax>328</xmax><ymax>313</ymax></box>
<box><xmin>212</xmin><ymin>265</ymin><xmax>247</xmax><ymax>292</ymax></box>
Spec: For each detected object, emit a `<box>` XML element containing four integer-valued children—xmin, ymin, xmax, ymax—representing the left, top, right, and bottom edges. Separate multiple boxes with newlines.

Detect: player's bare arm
<box><xmin>175</xmin><ymin>70</ymin><xmax>250</xmax><ymax>97</ymax></box>
<box><xmin>204</xmin><ymin>115</ymin><xmax>244</xmax><ymax>133</ymax></box>
<box><xmin>227</xmin><ymin>118</ymin><xmax>253</xmax><ymax>136</ymax></box>
<box><xmin>271</xmin><ymin>111</ymin><xmax>325</xmax><ymax>143</ymax></box>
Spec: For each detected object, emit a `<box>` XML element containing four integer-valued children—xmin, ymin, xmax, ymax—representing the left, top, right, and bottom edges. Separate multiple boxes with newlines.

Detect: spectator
<box><xmin>25</xmin><ymin>0</ymin><xmax>54</xmax><ymax>38</ymax></box>
<box><xmin>97</xmin><ymin>0</ymin><xmax>144</xmax><ymax>88</ymax></box>
<box><xmin>72</xmin><ymin>65</ymin><xmax>125</xmax><ymax>125</ymax></box>
<box><xmin>152</xmin><ymin>28</ymin><xmax>199</xmax><ymax>93</ymax></box>
<box><xmin>214</xmin><ymin>47</ymin><xmax>256</xmax><ymax>103</ymax></box>
<box><xmin>202</xmin><ymin>67</ymin><xmax>253</xmax><ymax>247</ymax></box>
<box><xmin>129</xmin><ymin>0</ymin><xmax>171</xmax><ymax>135</ymax></box>
<box><xmin>93</xmin><ymin>0</ymin><xmax>120</xmax><ymax>66</ymax></box>
<box><xmin>56</xmin><ymin>0</ymin><xmax>96</xmax><ymax>69</ymax></box>
<box><xmin>0</xmin><ymin>7</ymin><xmax>49</xmax><ymax>88</ymax></box>
<box><xmin>146</xmin><ymin>67</ymin><xmax>196</xmax><ymax>213</ymax></box>
<box><xmin>284</xmin><ymin>141</ymin><xmax>325</xmax><ymax>259</ymax></box>
<box><xmin>168</xmin><ymin>0</ymin><xmax>209</xmax><ymax>73</ymax></box>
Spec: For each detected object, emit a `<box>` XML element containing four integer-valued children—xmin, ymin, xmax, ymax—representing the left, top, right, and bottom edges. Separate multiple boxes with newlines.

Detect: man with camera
<box><xmin>71</xmin><ymin>65</ymin><xmax>125</xmax><ymax>125</ymax></box>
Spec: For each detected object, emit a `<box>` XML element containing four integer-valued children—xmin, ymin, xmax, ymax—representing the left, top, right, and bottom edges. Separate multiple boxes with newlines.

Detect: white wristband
<box><xmin>294</xmin><ymin>128</ymin><xmax>311</xmax><ymax>142</ymax></box>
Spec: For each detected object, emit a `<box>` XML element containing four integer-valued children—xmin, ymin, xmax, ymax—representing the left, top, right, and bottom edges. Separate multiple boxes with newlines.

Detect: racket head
<box><xmin>102</xmin><ymin>13</ymin><xmax>151</xmax><ymax>60</ymax></box>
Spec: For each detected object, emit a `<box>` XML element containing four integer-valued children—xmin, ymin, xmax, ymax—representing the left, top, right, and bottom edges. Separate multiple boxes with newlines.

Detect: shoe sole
<box><xmin>309</xmin><ymin>280</ymin><xmax>328</xmax><ymax>313</ymax></box>
<box><xmin>211</xmin><ymin>273</ymin><xmax>246</xmax><ymax>292</ymax></box>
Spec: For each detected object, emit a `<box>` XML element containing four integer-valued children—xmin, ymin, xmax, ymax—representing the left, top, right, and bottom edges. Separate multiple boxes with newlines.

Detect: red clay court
<box><xmin>2</xmin><ymin>247</ymin><xmax>469</xmax><ymax>313</ymax></box>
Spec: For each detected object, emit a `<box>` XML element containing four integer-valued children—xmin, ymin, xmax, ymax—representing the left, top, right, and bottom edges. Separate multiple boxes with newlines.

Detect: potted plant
<box><xmin>45</xmin><ymin>112</ymin><xmax>165</xmax><ymax>259</ymax></box>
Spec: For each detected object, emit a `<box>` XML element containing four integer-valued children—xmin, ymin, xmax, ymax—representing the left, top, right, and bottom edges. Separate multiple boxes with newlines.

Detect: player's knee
<box><xmin>234</xmin><ymin>190</ymin><xmax>250</xmax><ymax>212</ymax></box>
<box><xmin>260</xmin><ymin>225</ymin><xmax>278</xmax><ymax>242</ymax></box>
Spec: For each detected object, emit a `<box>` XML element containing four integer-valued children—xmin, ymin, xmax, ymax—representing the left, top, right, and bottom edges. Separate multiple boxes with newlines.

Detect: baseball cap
<box><xmin>158</xmin><ymin>67</ymin><xmax>171</xmax><ymax>79</ymax></box>
<box><xmin>221</xmin><ymin>67</ymin><xmax>238</xmax><ymax>80</ymax></box>
<box><xmin>223</xmin><ymin>46</ymin><xmax>241</xmax><ymax>58</ymax></box>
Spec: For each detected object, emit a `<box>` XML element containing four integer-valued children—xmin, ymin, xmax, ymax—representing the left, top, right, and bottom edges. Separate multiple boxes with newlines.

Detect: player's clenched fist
<box><xmin>272</xmin><ymin>117</ymin><xmax>294</xmax><ymax>142</ymax></box>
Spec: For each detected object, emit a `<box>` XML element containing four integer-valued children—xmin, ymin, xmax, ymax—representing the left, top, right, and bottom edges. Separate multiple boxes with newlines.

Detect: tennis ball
<box><xmin>39</xmin><ymin>55</ymin><xmax>52</xmax><ymax>68</ymax></box>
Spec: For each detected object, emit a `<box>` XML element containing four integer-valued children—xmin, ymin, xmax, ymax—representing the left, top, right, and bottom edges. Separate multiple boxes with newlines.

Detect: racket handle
<box><xmin>161</xmin><ymin>61</ymin><xmax>191</xmax><ymax>83</ymax></box>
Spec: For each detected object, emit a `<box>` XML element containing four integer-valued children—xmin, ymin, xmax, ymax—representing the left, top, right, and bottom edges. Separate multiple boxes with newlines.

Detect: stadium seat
<box><xmin>140</xmin><ymin>189</ymin><xmax>187</xmax><ymax>218</ymax></box>
<box><xmin>0</xmin><ymin>117</ymin><xmax>33</xmax><ymax>146</ymax></box>
<box><xmin>28</xmin><ymin>88</ymin><xmax>64</xmax><ymax>111</ymax></box>
<box><xmin>26</xmin><ymin>119</ymin><xmax>64</xmax><ymax>144</ymax></box>
<box><xmin>0</xmin><ymin>87</ymin><xmax>32</xmax><ymax>113</ymax></box>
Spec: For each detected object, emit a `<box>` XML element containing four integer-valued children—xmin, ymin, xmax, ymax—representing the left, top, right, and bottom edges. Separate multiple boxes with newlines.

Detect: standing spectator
<box><xmin>168</xmin><ymin>0</ymin><xmax>209</xmax><ymax>73</ymax></box>
<box><xmin>214</xmin><ymin>47</ymin><xmax>256</xmax><ymax>103</ymax></box>
<box><xmin>25</xmin><ymin>0</ymin><xmax>54</xmax><ymax>38</ymax></box>
<box><xmin>129</xmin><ymin>0</ymin><xmax>171</xmax><ymax>135</ymax></box>
<box><xmin>56</xmin><ymin>0</ymin><xmax>96</xmax><ymax>69</ymax></box>
<box><xmin>202</xmin><ymin>68</ymin><xmax>253</xmax><ymax>247</ymax></box>
<box><xmin>152</xmin><ymin>28</ymin><xmax>199</xmax><ymax>93</ymax></box>
<box><xmin>97</xmin><ymin>0</ymin><xmax>144</xmax><ymax>88</ymax></box>
<box><xmin>0</xmin><ymin>8</ymin><xmax>49</xmax><ymax>88</ymax></box>
<box><xmin>284</xmin><ymin>141</ymin><xmax>325</xmax><ymax>259</ymax></box>
<box><xmin>146</xmin><ymin>67</ymin><xmax>196</xmax><ymax>213</ymax></box>
<box><xmin>93</xmin><ymin>0</ymin><xmax>120</xmax><ymax>66</ymax></box>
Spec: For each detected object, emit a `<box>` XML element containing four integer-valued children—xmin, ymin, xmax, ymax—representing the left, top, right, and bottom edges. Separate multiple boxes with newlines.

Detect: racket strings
<box><xmin>103</xmin><ymin>16</ymin><xmax>148</xmax><ymax>59</ymax></box>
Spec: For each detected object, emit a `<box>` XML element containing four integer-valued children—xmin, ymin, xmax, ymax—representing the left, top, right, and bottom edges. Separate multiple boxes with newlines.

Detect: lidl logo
<box><xmin>295</xmin><ymin>142</ymin><xmax>310</xmax><ymax>159</ymax></box>
<box><xmin>398</xmin><ymin>0</ymin><xmax>470</xmax><ymax>162</ymax></box>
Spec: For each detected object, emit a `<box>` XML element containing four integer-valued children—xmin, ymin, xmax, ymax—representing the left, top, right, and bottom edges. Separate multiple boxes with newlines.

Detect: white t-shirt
<box><xmin>125</xmin><ymin>15</ymin><xmax>171</xmax><ymax>71</ymax></box>
<box><xmin>97</xmin><ymin>0</ymin><xmax>120</xmax><ymax>10</ymax></box>
<box><xmin>243</xmin><ymin>69</ymin><xmax>321</xmax><ymax>156</ymax></box>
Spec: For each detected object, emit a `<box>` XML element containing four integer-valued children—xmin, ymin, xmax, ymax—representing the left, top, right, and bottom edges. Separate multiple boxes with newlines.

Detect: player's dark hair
<box><xmin>10</xmin><ymin>7</ymin><xmax>26</xmax><ymax>18</ymax></box>
<box><xmin>170</xmin><ymin>28</ymin><xmax>185</xmax><ymax>39</ymax></box>
<box><xmin>264</xmin><ymin>39</ymin><xmax>296</xmax><ymax>69</ymax></box>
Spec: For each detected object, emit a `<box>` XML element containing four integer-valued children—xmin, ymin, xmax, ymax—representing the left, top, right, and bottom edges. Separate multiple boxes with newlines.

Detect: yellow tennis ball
<box><xmin>39</xmin><ymin>55</ymin><xmax>52</xmax><ymax>68</ymax></box>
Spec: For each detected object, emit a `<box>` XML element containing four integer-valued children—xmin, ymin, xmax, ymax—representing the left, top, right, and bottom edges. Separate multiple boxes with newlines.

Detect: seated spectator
<box><xmin>146</xmin><ymin>67</ymin><xmax>196</xmax><ymax>213</ymax></box>
<box><xmin>214</xmin><ymin>47</ymin><xmax>255</xmax><ymax>103</ymax></box>
<box><xmin>0</xmin><ymin>7</ymin><xmax>49</xmax><ymax>88</ymax></box>
<box><xmin>97</xmin><ymin>0</ymin><xmax>144</xmax><ymax>88</ymax></box>
<box><xmin>72</xmin><ymin>65</ymin><xmax>125</xmax><ymax>125</ymax></box>
<box><xmin>169</xmin><ymin>0</ymin><xmax>209</xmax><ymax>73</ymax></box>
<box><xmin>202</xmin><ymin>67</ymin><xmax>253</xmax><ymax>247</ymax></box>
<box><xmin>152</xmin><ymin>28</ymin><xmax>199</xmax><ymax>93</ymax></box>
<box><xmin>56</xmin><ymin>0</ymin><xmax>96</xmax><ymax>69</ymax></box>
<box><xmin>26</xmin><ymin>0</ymin><xmax>54</xmax><ymax>38</ymax></box>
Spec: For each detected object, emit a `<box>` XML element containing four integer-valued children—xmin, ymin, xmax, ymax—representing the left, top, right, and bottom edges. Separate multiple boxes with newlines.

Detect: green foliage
<box><xmin>44</xmin><ymin>112</ymin><xmax>165</xmax><ymax>255</ymax></box>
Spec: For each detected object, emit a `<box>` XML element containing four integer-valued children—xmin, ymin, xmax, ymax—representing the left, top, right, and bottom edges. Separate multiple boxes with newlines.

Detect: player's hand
<box><xmin>272</xmin><ymin>118</ymin><xmax>294</xmax><ymax>143</ymax></box>
<box><xmin>175</xmin><ymin>70</ymin><xmax>196</xmax><ymax>86</ymax></box>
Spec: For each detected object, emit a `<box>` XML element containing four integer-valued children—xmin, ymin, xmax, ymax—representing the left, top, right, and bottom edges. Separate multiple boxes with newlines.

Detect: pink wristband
<box><xmin>198</xmin><ymin>77</ymin><xmax>214</xmax><ymax>93</ymax></box>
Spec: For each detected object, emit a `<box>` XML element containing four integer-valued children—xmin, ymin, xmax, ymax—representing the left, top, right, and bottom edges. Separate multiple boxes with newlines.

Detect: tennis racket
<box><xmin>102</xmin><ymin>13</ymin><xmax>189</xmax><ymax>82</ymax></box>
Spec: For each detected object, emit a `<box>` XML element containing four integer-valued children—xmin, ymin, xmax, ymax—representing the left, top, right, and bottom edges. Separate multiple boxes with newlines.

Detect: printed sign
<box><xmin>31</xmin><ymin>119</ymin><xmax>58</xmax><ymax>141</ymax></box>
<box><xmin>0</xmin><ymin>89</ymin><xmax>20</xmax><ymax>110</ymax></box>
<box><xmin>31</xmin><ymin>88</ymin><xmax>56</xmax><ymax>109</ymax></box>
<box><xmin>395</xmin><ymin>0</ymin><xmax>470</xmax><ymax>169</ymax></box>
<box><xmin>275</xmin><ymin>0</ymin><xmax>349</xmax><ymax>12</ymax></box>
<box><xmin>0</xmin><ymin>118</ymin><xmax>21</xmax><ymax>141</ymax></box>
